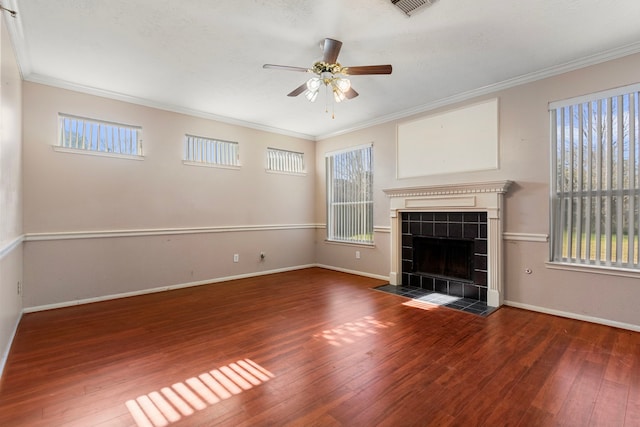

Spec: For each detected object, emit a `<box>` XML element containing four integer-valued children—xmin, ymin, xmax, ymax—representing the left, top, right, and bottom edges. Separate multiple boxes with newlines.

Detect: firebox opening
<box><xmin>412</xmin><ymin>236</ymin><xmax>474</xmax><ymax>282</ymax></box>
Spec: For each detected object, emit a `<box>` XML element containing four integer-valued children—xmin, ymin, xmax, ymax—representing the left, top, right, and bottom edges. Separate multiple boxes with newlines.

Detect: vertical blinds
<box><xmin>59</xmin><ymin>114</ymin><xmax>142</xmax><ymax>156</ymax></box>
<box><xmin>551</xmin><ymin>87</ymin><xmax>639</xmax><ymax>268</ymax></box>
<box><xmin>326</xmin><ymin>144</ymin><xmax>373</xmax><ymax>244</ymax></box>
<box><xmin>266</xmin><ymin>148</ymin><xmax>305</xmax><ymax>174</ymax></box>
<box><xmin>184</xmin><ymin>135</ymin><xmax>239</xmax><ymax>167</ymax></box>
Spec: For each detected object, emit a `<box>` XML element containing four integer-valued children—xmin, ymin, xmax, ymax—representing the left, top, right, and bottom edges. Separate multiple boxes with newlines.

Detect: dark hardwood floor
<box><xmin>1</xmin><ymin>267</ymin><xmax>639</xmax><ymax>426</ymax></box>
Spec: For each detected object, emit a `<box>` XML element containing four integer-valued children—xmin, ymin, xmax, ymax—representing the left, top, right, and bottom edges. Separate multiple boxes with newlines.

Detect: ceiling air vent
<box><xmin>390</xmin><ymin>0</ymin><xmax>436</xmax><ymax>16</ymax></box>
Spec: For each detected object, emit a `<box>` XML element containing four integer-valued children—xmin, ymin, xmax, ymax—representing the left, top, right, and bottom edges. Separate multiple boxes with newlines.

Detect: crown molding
<box><xmin>315</xmin><ymin>41</ymin><xmax>640</xmax><ymax>141</ymax></box>
<box><xmin>7</xmin><ymin>4</ymin><xmax>640</xmax><ymax>143</ymax></box>
<box><xmin>2</xmin><ymin>0</ymin><xmax>31</xmax><ymax>78</ymax></box>
<box><xmin>23</xmin><ymin>73</ymin><xmax>316</xmax><ymax>141</ymax></box>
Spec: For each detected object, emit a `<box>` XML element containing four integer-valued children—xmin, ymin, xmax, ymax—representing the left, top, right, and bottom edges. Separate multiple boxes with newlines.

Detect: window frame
<box><xmin>182</xmin><ymin>134</ymin><xmax>240</xmax><ymax>169</ymax></box>
<box><xmin>265</xmin><ymin>147</ymin><xmax>306</xmax><ymax>175</ymax></box>
<box><xmin>549</xmin><ymin>83</ymin><xmax>640</xmax><ymax>272</ymax></box>
<box><xmin>325</xmin><ymin>143</ymin><xmax>374</xmax><ymax>245</ymax></box>
<box><xmin>55</xmin><ymin>113</ymin><xmax>143</xmax><ymax>160</ymax></box>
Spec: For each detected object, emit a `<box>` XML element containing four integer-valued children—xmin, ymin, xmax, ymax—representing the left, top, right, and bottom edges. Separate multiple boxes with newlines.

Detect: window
<box><xmin>550</xmin><ymin>84</ymin><xmax>640</xmax><ymax>269</ymax></box>
<box><xmin>183</xmin><ymin>134</ymin><xmax>240</xmax><ymax>168</ymax></box>
<box><xmin>266</xmin><ymin>147</ymin><xmax>305</xmax><ymax>174</ymax></box>
<box><xmin>58</xmin><ymin>114</ymin><xmax>142</xmax><ymax>157</ymax></box>
<box><xmin>326</xmin><ymin>144</ymin><xmax>373</xmax><ymax>244</ymax></box>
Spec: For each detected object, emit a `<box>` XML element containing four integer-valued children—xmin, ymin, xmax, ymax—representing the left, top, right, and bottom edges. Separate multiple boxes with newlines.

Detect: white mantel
<box><xmin>383</xmin><ymin>181</ymin><xmax>513</xmax><ymax>307</ymax></box>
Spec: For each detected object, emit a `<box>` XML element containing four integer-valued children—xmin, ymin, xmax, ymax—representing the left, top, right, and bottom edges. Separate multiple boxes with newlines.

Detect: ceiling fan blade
<box><xmin>344</xmin><ymin>87</ymin><xmax>359</xmax><ymax>99</ymax></box>
<box><xmin>322</xmin><ymin>38</ymin><xmax>342</xmax><ymax>64</ymax></box>
<box><xmin>263</xmin><ymin>64</ymin><xmax>310</xmax><ymax>72</ymax></box>
<box><xmin>344</xmin><ymin>65</ymin><xmax>393</xmax><ymax>75</ymax></box>
<box><xmin>287</xmin><ymin>82</ymin><xmax>308</xmax><ymax>97</ymax></box>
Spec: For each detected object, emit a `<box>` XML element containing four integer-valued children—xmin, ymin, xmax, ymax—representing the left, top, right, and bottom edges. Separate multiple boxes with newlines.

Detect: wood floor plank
<box><xmin>1</xmin><ymin>268</ymin><xmax>639</xmax><ymax>426</ymax></box>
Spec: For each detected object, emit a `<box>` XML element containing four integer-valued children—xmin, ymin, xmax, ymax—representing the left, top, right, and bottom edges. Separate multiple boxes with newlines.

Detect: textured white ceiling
<box><xmin>7</xmin><ymin>0</ymin><xmax>640</xmax><ymax>139</ymax></box>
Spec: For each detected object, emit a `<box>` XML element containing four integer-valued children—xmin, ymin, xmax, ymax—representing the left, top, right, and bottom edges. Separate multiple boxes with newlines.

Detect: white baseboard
<box><xmin>314</xmin><ymin>264</ymin><xmax>389</xmax><ymax>281</ymax></box>
<box><xmin>23</xmin><ymin>264</ymin><xmax>317</xmax><ymax>313</ymax></box>
<box><xmin>0</xmin><ymin>311</ymin><xmax>22</xmax><ymax>379</ymax></box>
<box><xmin>504</xmin><ymin>300</ymin><xmax>640</xmax><ymax>332</ymax></box>
<box><xmin>23</xmin><ymin>264</ymin><xmax>388</xmax><ymax>314</ymax></box>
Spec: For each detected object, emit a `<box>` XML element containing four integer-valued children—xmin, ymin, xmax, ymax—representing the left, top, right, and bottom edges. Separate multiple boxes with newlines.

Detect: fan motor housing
<box><xmin>391</xmin><ymin>0</ymin><xmax>436</xmax><ymax>16</ymax></box>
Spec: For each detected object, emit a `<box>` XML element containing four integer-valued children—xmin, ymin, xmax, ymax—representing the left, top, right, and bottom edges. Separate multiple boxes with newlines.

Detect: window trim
<box><xmin>56</xmin><ymin>113</ymin><xmax>143</xmax><ymax>160</ymax></box>
<box><xmin>325</xmin><ymin>142</ymin><xmax>374</xmax><ymax>245</ymax></box>
<box><xmin>182</xmin><ymin>134</ymin><xmax>240</xmax><ymax>169</ymax></box>
<box><xmin>52</xmin><ymin>146</ymin><xmax>145</xmax><ymax>161</ymax></box>
<box><xmin>549</xmin><ymin>83</ymin><xmax>640</xmax><ymax>271</ymax></box>
<box><xmin>265</xmin><ymin>147</ymin><xmax>306</xmax><ymax>176</ymax></box>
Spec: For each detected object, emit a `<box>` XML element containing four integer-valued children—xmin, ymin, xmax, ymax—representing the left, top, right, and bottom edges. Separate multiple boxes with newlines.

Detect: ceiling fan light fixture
<box><xmin>335</xmin><ymin>77</ymin><xmax>351</xmax><ymax>92</ymax></box>
<box><xmin>305</xmin><ymin>89</ymin><xmax>319</xmax><ymax>102</ymax></box>
<box><xmin>306</xmin><ymin>77</ymin><xmax>321</xmax><ymax>91</ymax></box>
<box><xmin>265</xmin><ymin>38</ymin><xmax>391</xmax><ymax>113</ymax></box>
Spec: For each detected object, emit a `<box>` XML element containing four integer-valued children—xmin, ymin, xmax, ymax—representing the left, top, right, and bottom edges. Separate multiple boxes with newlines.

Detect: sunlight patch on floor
<box><xmin>313</xmin><ymin>315</ymin><xmax>395</xmax><ymax>347</ymax></box>
<box><xmin>402</xmin><ymin>299</ymin><xmax>440</xmax><ymax>311</ymax></box>
<box><xmin>125</xmin><ymin>358</ymin><xmax>274</xmax><ymax>427</ymax></box>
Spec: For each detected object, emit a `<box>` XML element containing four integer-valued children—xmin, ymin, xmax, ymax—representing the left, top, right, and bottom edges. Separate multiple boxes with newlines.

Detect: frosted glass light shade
<box><xmin>305</xmin><ymin>89</ymin><xmax>318</xmax><ymax>102</ymax></box>
<box><xmin>335</xmin><ymin>78</ymin><xmax>351</xmax><ymax>92</ymax></box>
<box><xmin>306</xmin><ymin>77</ymin><xmax>321</xmax><ymax>91</ymax></box>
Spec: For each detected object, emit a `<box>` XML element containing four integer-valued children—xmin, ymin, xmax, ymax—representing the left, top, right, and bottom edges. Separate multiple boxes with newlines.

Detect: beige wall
<box><xmin>15</xmin><ymin>43</ymin><xmax>640</xmax><ymax>331</ymax></box>
<box><xmin>0</xmin><ymin>16</ymin><xmax>23</xmax><ymax>376</ymax></box>
<box><xmin>22</xmin><ymin>83</ymin><xmax>316</xmax><ymax>309</ymax></box>
<box><xmin>315</xmin><ymin>52</ymin><xmax>640</xmax><ymax>330</ymax></box>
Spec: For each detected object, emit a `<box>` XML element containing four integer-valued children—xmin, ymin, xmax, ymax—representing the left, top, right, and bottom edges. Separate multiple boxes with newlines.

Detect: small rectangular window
<box><xmin>57</xmin><ymin>114</ymin><xmax>142</xmax><ymax>158</ymax></box>
<box><xmin>266</xmin><ymin>147</ymin><xmax>305</xmax><ymax>174</ymax></box>
<box><xmin>183</xmin><ymin>134</ymin><xmax>240</xmax><ymax>168</ymax></box>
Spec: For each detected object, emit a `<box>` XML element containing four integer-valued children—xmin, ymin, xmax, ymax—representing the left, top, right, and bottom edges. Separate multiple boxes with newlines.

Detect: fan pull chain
<box><xmin>325</xmin><ymin>85</ymin><xmax>330</xmax><ymax>114</ymax></box>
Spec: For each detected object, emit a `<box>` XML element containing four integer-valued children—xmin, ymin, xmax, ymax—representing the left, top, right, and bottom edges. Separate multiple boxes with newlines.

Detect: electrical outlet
<box><xmin>356</xmin><ymin>250</ymin><xmax>361</xmax><ymax>259</ymax></box>
<box><xmin>17</xmin><ymin>281</ymin><xmax>22</xmax><ymax>295</ymax></box>
<box><xmin>233</xmin><ymin>254</ymin><xmax>239</xmax><ymax>263</ymax></box>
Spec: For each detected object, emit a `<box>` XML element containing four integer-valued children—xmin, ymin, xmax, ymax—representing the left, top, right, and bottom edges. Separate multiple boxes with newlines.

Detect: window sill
<box><xmin>183</xmin><ymin>161</ymin><xmax>241</xmax><ymax>170</ymax></box>
<box><xmin>546</xmin><ymin>261</ymin><xmax>640</xmax><ymax>279</ymax></box>
<box><xmin>53</xmin><ymin>146</ymin><xmax>144</xmax><ymax>161</ymax></box>
<box><xmin>265</xmin><ymin>169</ymin><xmax>306</xmax><ymax>177</ymax></box>
<box><xmin>324</xmin><ymin>239</ymin><xmax>375</xmax><ymax>248</ymax></box>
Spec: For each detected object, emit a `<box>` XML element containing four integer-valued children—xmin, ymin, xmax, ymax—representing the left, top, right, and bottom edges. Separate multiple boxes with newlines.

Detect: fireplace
<box><xmin>414</xmin><ymin>236</ymin><xmax>474</xmax><ymax>280</ymax></box>
<box><xmin>402</xmin><ymin>212</ymin><xmax>488</xmax><ymax>301</ymax></box>
<box><xmin>384</xmin><ymin>181</ymin><xmax>512</xmax><ymax>307</ymax></box>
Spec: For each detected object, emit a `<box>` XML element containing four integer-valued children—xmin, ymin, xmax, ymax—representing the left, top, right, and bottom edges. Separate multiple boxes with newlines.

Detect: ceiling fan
<box><xmin>263</xmin><ymin>38</ymin><xmax>392</xmax><ymax>105</ymax></box>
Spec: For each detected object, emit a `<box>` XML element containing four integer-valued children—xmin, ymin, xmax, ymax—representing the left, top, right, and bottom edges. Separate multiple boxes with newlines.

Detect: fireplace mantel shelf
<box><xmin>383</xmin><ymin>180</ymin><xmax>513</xmax><ymax>198</ymax></box>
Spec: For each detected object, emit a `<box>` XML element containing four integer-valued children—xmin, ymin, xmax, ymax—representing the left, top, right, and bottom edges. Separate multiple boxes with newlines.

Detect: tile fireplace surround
<box><xmin>383</xmin><ymin>181</ymin><xmax>513</xmax><ymax>307</ymax></box>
